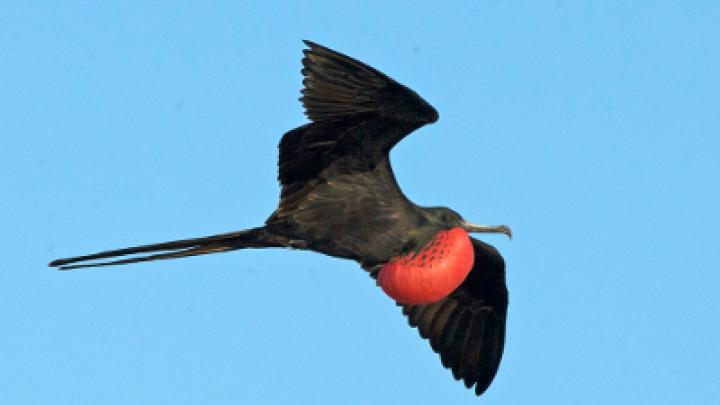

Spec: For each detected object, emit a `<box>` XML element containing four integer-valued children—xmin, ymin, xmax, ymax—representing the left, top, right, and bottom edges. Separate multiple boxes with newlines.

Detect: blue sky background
<box><xmin>3</xmin><ymin>2</ymin><xmax>719</xmax><ymax>404</ymax></box>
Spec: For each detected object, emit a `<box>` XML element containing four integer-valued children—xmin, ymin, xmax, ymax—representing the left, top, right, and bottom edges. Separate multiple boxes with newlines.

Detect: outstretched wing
<box><xmin>275</xmin><ymin>41</ymin><xmax>438</xmax><ymax>200</ymax></box>
<box><xmin>401</xmin><ymin>238</ymin><xmax>508</xmax><ymax>396</ymax></box>
<box><xmin>300</xmin><ymin>40</ymin><xmax>438</xmax><ymax>125</ymax></box>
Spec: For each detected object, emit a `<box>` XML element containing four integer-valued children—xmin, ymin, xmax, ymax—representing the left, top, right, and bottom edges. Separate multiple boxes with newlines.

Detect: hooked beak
<box><xmin>462</xmin><ymin>221</ymin><xmax>512</xmax><ymax>239</ymax></box>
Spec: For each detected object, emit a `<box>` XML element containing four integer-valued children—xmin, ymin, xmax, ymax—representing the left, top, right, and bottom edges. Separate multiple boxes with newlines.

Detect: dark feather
<box><xmin>273</xmin><ymin>41</ymin><xmax>438</xmax><ymax>209</ymax></box>
<box><xmin>48</xmin><ymin>41</ymin><xmax>509</xmax><ymax>396</ymax></box>
<box><xmin>301</xmin><ymin>40</ymin><xmax>438</xmax><ymax>124</ymax></box>
<box><xmin>401</xmin><ymin>238</ymin><xmax>508</xmax><ymax>396</ymax></box>
<box><xmin>48</xmin><ymin>228</ymin><xmax>287</xmax><ymax>270</ymax></box>
<box><xmin>267</xmin><ymin>44</ymin><xmax>444</xmax><ymax>265</ymax></box>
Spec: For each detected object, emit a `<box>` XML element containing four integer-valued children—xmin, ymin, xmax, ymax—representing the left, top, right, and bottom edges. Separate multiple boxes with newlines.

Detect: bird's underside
<box><xmin>49</xmin><ymin>40</ymin><xmax>509</xmax><ymax>396</ymax></box>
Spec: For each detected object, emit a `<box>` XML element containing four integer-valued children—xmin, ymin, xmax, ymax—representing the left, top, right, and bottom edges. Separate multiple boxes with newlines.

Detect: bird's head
<box><xmin>424</xmin><ymin>207</ymin><xmax>512</xmax><ymax>238</ymax></box>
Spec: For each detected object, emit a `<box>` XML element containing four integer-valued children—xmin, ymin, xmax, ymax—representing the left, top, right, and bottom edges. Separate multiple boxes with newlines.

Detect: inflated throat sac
<box><xmin>377</xmin><ymin>227</ymin><xmax>474</xmax><ymax>305</ymax></box>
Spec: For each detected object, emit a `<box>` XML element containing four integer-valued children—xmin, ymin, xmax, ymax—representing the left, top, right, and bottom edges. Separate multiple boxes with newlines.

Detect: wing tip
<box><xmin>299</xmin><ymin>40</ymin><xmax>439</xmax><ymax>125</ymax></box>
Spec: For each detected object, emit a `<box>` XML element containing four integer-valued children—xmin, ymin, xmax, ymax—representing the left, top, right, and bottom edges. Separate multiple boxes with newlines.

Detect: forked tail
<box><xmin>48</xmin><ymin>227</ymin><xmax>285</xmax><ymax>270</ymax></box>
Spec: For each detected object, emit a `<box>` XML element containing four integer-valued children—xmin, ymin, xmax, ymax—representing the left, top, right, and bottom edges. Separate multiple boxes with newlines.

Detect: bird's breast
<box><xmin>377</xmin><ymin>227</ymin><xmax>474</xmax><ymax>305</ymax></box>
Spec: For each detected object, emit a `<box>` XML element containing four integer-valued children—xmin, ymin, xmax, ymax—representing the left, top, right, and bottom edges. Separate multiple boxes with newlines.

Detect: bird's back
<box><xmin>267</xmin><ymin>120</ymin><xmax>423</xmax><ymax>264</ymax></box>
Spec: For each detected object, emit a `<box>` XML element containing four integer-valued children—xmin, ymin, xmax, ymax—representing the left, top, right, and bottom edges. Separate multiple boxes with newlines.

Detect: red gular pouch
<box><xmin>377</xmin><ymin>227</ymin><xmax>474</xmax><ymax>305</ymax></box>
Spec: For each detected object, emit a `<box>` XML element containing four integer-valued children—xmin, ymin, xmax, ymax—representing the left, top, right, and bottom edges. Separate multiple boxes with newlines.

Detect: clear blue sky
<box><xmin>3</xmin><ymin>2</ymin><xmax>719</xmax><ymax>404</ymax></box>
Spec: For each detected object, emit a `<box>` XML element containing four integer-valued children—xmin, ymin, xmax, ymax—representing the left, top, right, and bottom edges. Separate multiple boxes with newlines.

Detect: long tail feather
<box><xmin>49</xmin><ymin>227</ymin><xmax>280</xmax><ymax>270</ymax></box>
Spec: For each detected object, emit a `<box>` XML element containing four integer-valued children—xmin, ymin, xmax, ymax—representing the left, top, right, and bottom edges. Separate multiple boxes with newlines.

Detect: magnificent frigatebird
<box><xmin>50</xmin><ymin>41</ymin><xmax>512</xmax><ymax>396</ymax></box>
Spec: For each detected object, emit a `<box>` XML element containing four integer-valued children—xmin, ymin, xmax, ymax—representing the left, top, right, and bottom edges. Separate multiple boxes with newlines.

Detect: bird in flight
<box><xmin>50</xmin><ymin>40</ymin><xmax>512</xmax><ymax>396</ymax></box>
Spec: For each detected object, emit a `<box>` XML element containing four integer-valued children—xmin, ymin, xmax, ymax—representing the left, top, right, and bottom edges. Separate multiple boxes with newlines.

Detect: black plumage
<box><xmin>50</xmin><ymin>40</ymin><xmax>511</xmax><ymax>396</ymax></box>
